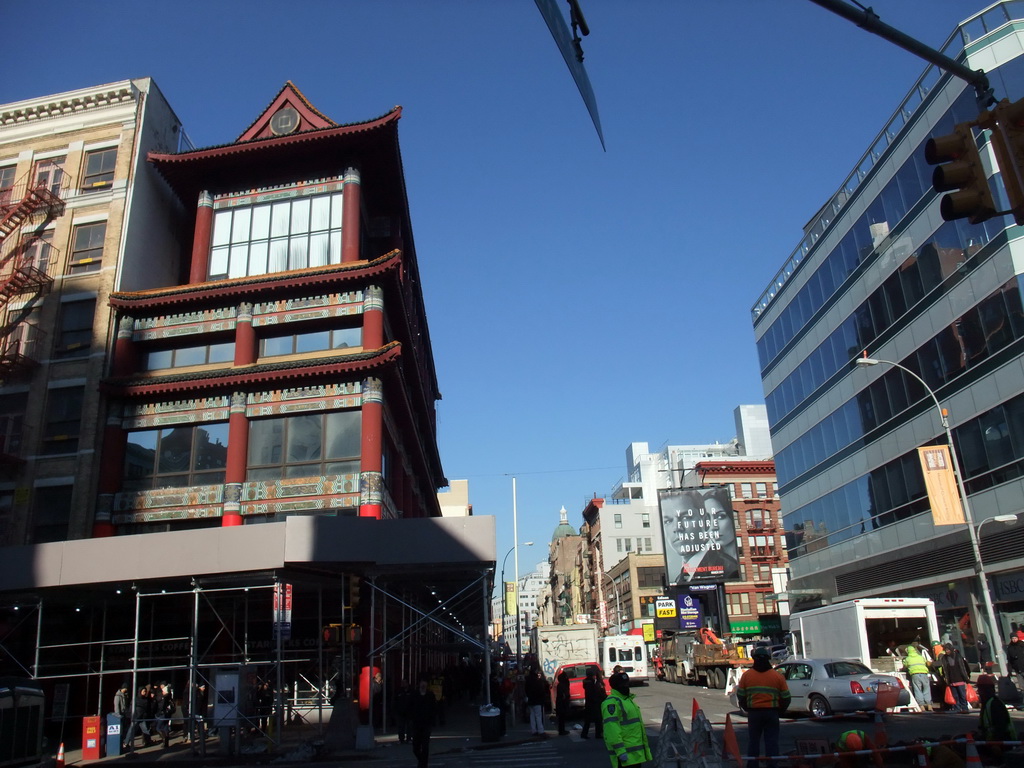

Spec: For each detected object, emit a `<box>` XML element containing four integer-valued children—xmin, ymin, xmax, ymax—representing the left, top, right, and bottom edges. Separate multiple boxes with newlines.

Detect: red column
<box><xmin>222</xmin><ymin>392</ymin><xmax>249</xmax><ymax>526</ymax></box>
<box><xmin>234</xmin><ymin>302</ymin><xmax>256</xmax><ymax>365</ymax></box>
<box><xmin>359</xmin><ymin>377</ymin><xmax>383</xmax><ymax>519</ymax></box>
<box><xmin>342</xmin><ymin>167</ymin><xmax>361</xmax><ymax>263</ymax></box>
<box><xmin>189</xmin><ymin>190</ymin><xmax>215</xmax><ymax>284</ymax></box>
<box><xmin>112</xmin><ymin>315</ymin><xmax>137</xmax><ymax>377</ymax></box>
<box><xmin>93</xmin><ymin>409</ymin><xmax>126</xmax><ymax>538</ymax></box>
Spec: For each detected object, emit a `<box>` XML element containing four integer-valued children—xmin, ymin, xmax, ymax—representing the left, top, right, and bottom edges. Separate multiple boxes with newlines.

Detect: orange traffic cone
<box><xmin>56</xmin><ymin>742</ymin><xmax>65</xmax><ymax>768</ymax></box>
<box><xmin>724</xmin><ymin>714</ymin><xmax>744</xmax><ymax>766</ymax></box>
<box><xmin>965</xmin><ymin>734</ymin><xmax>982</xmax><ymax>767</ymax></box>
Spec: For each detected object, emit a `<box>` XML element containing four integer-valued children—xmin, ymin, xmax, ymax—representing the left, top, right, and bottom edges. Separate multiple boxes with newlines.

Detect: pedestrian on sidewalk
<box><xmin>554</xmin><ymin>670</ymin><xmax>570</xmax><ymax>736</ymax></box>
<box><xmin>113</xmin><ymin>682</ymin><xmax>129</xmax><ymax>746</ymax></box>
<box><xmin>938</xmin><ymin>642</ymin><xmax>971</xmax><ymax>712</ymax></box>
<box><xmin>524</xmin><ymin>668</ymin><xmax>547</xmax><ymax>736</ymax></box>
<box><xmin>1007</xmin><ymin>634</ymin><xmax>1024</xmax><ymax>706</ymax></box>
<box><xmin>410</xmin><ymin>678</ymin><xmax>436</xmax><ymax>768</ymax></box>
<box><xmin>580</xmin><ymin>666</ymin><xmax>606</xmax><ymax>739</ymax></box>
<box><xmin>126</xmin><ymin>685</ymin><xmax>153</xmax><ymax>749</ymax></box>
<box><xmin>395</xmin><ymin>679</ymin><xmax>413</xmax><ymax>744</ymax></box>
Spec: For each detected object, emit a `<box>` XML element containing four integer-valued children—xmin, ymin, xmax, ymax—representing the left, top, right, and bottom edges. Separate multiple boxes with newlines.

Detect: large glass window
<box><xmin>123</xmin><ymin>423</ymin><xmax>229</xmax><ymax>491</ymax></box>
<box><xmin>144</xmin><ymin>342</ymin><xmax>234</xmax><ymax>370</ymax></box>
<box><xmin>247</xmin><ymin>410</ymin><xmax>361</xmax><ymax>481</ymax></box>
<box><xmin>209</xmin><ymin>189</ymin><xmax>344</xmax><ymax>280</ymax></box>
<box><xmin>755</xmin><ymin>86</ymin><xmax>984</xmax><ymax>371</ymax></box>
<box><xmin>774</xmin><ymin>277</ymin><xmax>1024</xmax><ymax>486</ymax></box>
<box><xmin>260</xmin><ymin>327</ymin><xmax>362</xmax><ymax>357</ymax></box>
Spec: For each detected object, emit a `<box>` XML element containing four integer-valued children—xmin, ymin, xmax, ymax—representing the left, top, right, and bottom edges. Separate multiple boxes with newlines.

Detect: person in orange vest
<box><xmin>737</xmin><ymin>647</ymin><xmax>791</xmax><ymax>768</ymax></box>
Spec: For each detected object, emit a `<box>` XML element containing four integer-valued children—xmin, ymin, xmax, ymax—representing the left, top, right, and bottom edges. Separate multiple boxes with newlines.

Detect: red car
<box><xmin>551</xmin><ymin>662</ymin><xmax>611</xmax><ymax>710</ymax></box>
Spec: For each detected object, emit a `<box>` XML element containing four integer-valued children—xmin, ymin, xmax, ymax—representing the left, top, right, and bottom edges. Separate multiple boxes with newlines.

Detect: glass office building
<box><xmin>754</xmin><ymin>2</ymin><xmax>1024</xmax><ymax>657</ymax></box>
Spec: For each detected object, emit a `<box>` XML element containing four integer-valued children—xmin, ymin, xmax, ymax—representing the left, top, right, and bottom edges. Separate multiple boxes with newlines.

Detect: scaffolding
<box><xmin>0</xmin><ymin>515</ymin><xmax>496</xmax><ymax>751</ymax></box>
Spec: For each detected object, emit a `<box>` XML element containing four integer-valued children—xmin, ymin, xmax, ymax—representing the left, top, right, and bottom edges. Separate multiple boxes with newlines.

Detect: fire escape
<box><xmin>0</xmin><ymin>170</ymin><xmax>66</xmax><ymax>463</ymax></box>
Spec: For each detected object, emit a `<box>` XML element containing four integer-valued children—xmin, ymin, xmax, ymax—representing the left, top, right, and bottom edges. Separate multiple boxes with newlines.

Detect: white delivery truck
<box><xmin>790</xmin><ymin>598</ymin><xmax>939</xmax><ymax>673</ymax></box>
<box><xmin>598</xmin><ymin>635</ymin><xmax>650</xmax><ymax>685</ymax></box>
<box><xmin>534</xmin><ymin>623</ymin><xmax>600</xmax><ymax>679</ymax></box>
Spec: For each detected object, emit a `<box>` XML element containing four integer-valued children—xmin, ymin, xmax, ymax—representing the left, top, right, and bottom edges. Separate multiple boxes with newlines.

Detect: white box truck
<box><xmin>534</xmin><ymin>623</ymin><xmax>600</xmax><ymax>678</ymax></box>
<box><xmin>790</xmin><ymin>598</ymin><xmax>939</xmax><ymax>673</ymax></box>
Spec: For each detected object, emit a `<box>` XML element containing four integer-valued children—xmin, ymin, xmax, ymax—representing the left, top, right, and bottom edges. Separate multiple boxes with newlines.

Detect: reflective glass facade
<box><xmin>754</xmin><ymin>3</ymin><xmax>1024</xmax><ymax>591</ymax></box>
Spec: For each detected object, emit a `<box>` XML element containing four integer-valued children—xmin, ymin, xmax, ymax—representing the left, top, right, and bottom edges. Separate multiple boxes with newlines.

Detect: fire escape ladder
<box><xmin>0</xmin><ymin>171</ymin><xmax>65</xmax><ymax>382</ymax></box>
<box><xmin>0</xmin><ymin>184</ymin><xmax>65</xmax><ymax>243</ymax></box>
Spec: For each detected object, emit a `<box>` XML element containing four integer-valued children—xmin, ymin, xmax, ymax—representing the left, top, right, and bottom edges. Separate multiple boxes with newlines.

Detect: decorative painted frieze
<box><xmin>246</xmin><ymin>383</ymin><xmax>361</xmax><ymax>417</ymax></box>
<box><xmin>113</xmin><ymin>483</ymin><xmax>224</xmax><ymax>512</ymax></box>
<box><xmin>253</xmin><ymin>292</ymin><xmax>363</xmax><ymax>327</ymax></box>
<box><xmin>213</xmin><ymin>178</ymin><xmax>346</xmax><ymax>208</ymax></box>
<box><xmin>112</xmin><ymin>507</ymin><xmax>221</xmax><ymax>525</ymax></box>
<box><xmin>124</xmin><ymin>396</ymin><xmax>231</xmax><ymax>428</ymax></box>
<box><xmin>240</xmin><ymin>496</ymin><xmax>359</xmax><ymax>517</ymax></box>
<box><xmin>133</xmin><ymin>306</ymin><xmax>238</xmax><ymax>341</ymax></box>
<box><xmin>243</xmin><ymin>474</ymin><xmax>359</xmax><ymax>501</ymax></box>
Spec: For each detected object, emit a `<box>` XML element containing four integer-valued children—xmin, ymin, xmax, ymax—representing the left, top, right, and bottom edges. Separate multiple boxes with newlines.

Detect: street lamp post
<box><xmin>499</xmin><ymin>541</ymin><xmax>532</xmax><ymax>658</ymax></box>
<box><xmin>856</xmin><ymin>355</ymin><xmax>1011</xmax><ymax>675</ymax></box>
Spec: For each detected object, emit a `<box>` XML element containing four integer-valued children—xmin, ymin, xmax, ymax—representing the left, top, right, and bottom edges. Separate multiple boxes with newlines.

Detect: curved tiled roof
<box><xmin>110</xmin><ymin>250</ymin><xmax>403</xmax><ymax>310</ymax></box>
<box><xmin>147</xmin><ymin>107</ymin><xmax>403</xmax><ymax>207</ymax></box>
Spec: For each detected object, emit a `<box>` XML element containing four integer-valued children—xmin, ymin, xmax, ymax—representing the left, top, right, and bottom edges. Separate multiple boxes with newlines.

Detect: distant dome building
<box><xmin>551</xmin><ymin>506</ymin><xmax>576</xmax><ymax>540</ymax></box>
<box><xmin>544</xmin><ymin>506</ymin><xmax>582</xmax><ymax>625</ymax></box>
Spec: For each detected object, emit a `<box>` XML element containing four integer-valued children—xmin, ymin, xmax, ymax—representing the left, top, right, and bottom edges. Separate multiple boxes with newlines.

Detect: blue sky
<box><xmin>6</xmin><ymin>0</ymin><xmax>990</xmax><ymax>571</ymax></box>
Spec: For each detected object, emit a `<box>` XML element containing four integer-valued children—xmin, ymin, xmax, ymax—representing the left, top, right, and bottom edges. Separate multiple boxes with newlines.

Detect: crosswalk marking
<box><xmin>464</xmin><ymin>741</ymin><xmax>566</xmax><ymax>766</ymax></box>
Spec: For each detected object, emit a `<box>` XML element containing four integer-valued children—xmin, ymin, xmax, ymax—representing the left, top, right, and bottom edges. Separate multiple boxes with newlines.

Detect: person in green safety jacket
<box><xmin>601</xmin><ymin>672</ymin><xmax>652</xmax><ymax>767</ymax></box>
<box><xmin>834</xmin><ymin>729</ymin><xmax>875</xmax><ymax>768</ymax></box>
<box><xmin>902</xmin><ymin>641</ymin><xmax>933</xmax><ymax>711</ymax></box>
<box><xmin>975</xmin><ymin>673</ymin><xmax>1017</xmax><ymax>763</ymax></box>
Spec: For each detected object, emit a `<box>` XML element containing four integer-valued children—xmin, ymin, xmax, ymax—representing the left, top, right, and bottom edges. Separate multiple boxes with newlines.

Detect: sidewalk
<box><xmin>60</xmin><ymin>699</ymin><xmax>547</xmax><ymax>766</ymax></box>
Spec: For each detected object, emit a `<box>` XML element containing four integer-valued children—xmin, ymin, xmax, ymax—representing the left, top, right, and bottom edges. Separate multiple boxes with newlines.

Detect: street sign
<box><xmin>656</xmin><ymin>597</ymin><xmax>676</xmax><ymax>618</ymax></box>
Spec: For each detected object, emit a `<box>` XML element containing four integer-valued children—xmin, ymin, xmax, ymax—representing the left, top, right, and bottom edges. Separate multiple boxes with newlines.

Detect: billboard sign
<box><xmin>677</xmin><ymin>594</ymin><xmax>703</xmax><ymax>630</ymax></box>
<box><xmin>659</xmin><ymin>486</ymin><xmax>739</xmax><ymax>585</ymax></box>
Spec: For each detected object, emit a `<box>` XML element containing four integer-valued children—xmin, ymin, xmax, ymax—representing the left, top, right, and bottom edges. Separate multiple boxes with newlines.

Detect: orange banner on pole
<box><xmin>918</xmin><ymin>446</ymin><xmax>965</xmax><ymax>525</ymax></box>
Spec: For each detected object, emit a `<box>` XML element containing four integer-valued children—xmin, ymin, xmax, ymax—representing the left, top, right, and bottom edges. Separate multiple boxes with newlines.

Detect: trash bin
<box><xmin>479</xmin><ymin>705</ymin><xmax>502</xmax><ymax>743</ymax></box>
<box><xmin>106</xmin><ymin>713</ymin><xmax>123</xmax><ymax>757</ymax></box>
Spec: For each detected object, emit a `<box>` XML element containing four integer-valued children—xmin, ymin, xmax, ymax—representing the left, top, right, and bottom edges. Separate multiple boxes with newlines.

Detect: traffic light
<box><xmin>346</xmin><ymin>574</ymin><xmax>361</xmax><ymax>611</ymax></box>
<box><xmin>346</xmin><ymin>623</ymin><xmax>362</xmax><ymax>643</ymax></box>
<box><xmin>987</xmin><ymin>97</ymin><xmax>1024</xmax><ymax>225</ymax></box>
<box><xmin>925</xmin><ymin>122</ymin><xmax>996</xmax><ymax>224</ymax></box>
<box><xmin>322</xmin><ymin>624</ymin><xmax>342</xmax><ymax>647</ymax></box>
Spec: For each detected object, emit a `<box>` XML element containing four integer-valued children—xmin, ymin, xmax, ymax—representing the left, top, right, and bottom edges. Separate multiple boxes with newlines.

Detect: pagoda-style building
<box><xmin>0</xmin><ymin>82</ymin><xmax>494</xmax><ymax>751</ymax></box>
<box><xmin>101</xmin><ymin>82</ymin><xmax>445</xmax><ymax>531</ymax></box>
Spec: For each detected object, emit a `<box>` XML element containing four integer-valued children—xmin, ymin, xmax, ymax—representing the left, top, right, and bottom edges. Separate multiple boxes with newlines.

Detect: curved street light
<box><xmin>856</xmin><ymin>355</ymin><xmax>1014</xmax><ymax>675</ymax></box>
<box><xmin>499</xmin><ymin>541</ymin><xmax>533</xmax><ymax>656</ymax></box>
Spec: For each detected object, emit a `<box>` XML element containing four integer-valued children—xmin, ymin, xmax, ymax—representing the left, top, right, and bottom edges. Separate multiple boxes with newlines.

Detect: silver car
<box><xmin>775</xmin><ymin>658</ymin><xmax>910</xmax><ymax>718</ymax></box>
